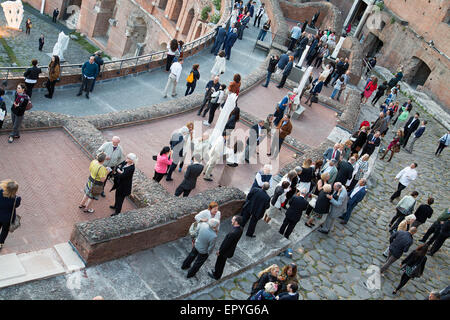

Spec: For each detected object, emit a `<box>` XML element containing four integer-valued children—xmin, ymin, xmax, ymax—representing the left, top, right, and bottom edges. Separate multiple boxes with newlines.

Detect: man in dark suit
<box><xmin>52</xmin><ymin>8</ymin><xmax>59</xmax><ymax>23</ymax></box>
<box><xmin>335</xmin><ymin>156</ymin><xmax>356</xmax><ymax>185</ymax></box>
<box><xmin>174</xmin><ymin>154</ymin><xmax>204</xmax><ymax>197</ymax></box>
<box><xmin>277</xmin><ymin>55</ymin><xmax>294</xmax><ymax>89</ymax></box>
<box><xmin>211</xmin><ymin>24</ymin><xmax>227</xmax><ymax>55</ymax></box>
<box><xmin>245</xmin><ymin>120</ymin><xmax>266</xmax><ymax>163</ymax></box>
<box><xmin>293</xmin><ymin>33</ymin><xmax>309</xmax><ymax>62</ymax></box>
<box><xmin>339</xmin><ymin>178</ymin><xmax>367</xmax><ymax>224</ymax></box>
<box><xmin>279</xmin><ymin>189</ymin><xmax>309</xmax><ymax>239</ymax></box>
<box><xmin>402</xmin><ymin>112</ymin><xmax>420</xmax><ymax>147</ymax></box>
<box><xmin>224</xmin><ymin>28</ymin><xmax>238</xmax><ymax>60</ymax></box>
<box><xmin>361</xmin><ymin>131</ymin><xmax>381</xmax><ymax>156</ymax></box>
<box><xmin>241</xmin><ymin>182</ymin><xmax>271</xmax><ymax>237</ymax></box>
<box><xmin>208</xmin><ymin>215</ymin><xmax>243</xmax><ymax>280</ymax></box>
<box><xmin>237</xmin><ymin>12</ymin><xmax>251</xmax><ymax>40</ymax></box>
<box><xmin>323</xmin><ymin>143</ymin><xmax>341</xmax><ymax>163</ymax></box>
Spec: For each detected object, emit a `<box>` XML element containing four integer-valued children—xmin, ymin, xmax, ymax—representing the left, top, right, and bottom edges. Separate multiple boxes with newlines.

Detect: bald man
<box><xmin>97</xmin><ymin>136</ymin><xmax>125</xmax><ymax>197</ymax></box>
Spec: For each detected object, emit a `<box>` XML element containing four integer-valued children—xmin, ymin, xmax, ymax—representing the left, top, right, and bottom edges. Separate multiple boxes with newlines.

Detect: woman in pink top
<box><xmin>153</xmin><ymin>146</ymin><xmax>173</xmax><ymax>182</ymax></box>
<box><xmin>361</xmin><ymin>76</ymin><xmax>378</xmax><ymax>104</ymax></box>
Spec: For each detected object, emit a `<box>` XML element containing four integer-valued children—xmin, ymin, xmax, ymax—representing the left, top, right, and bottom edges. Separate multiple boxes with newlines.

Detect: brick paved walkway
<box><xmin>0</xmin><ymin>129</ymin><xmax>135</xmax><ymax>255</ymax></box>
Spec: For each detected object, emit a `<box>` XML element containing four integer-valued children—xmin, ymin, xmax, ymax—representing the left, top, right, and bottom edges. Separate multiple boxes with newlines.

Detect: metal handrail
<box><xmin>0</xmin><ymin>11</ymin><xmax>232</xmax><ymax>78</ymax></box>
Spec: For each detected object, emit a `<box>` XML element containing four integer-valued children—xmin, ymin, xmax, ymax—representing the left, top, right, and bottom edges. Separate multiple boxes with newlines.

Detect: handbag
<box><xmin>393</xmin><ymin>144</ymin><xmax>401</xmax><ymax>153</ymax></box>
<box><xmin>188</xmin><ymin>221</ymin><xmax>199</xmax><ymax>238</ymax></box>
<box><xmin>9</xmin><ymin>197</ymin><xmax>21</xmax><ymax>233</ymax></box>
<box><xmin>152</xmin><ymin>155</ymin><xmax>157</xmax><ymax>161</ymax></box>
<box><xmin>89</xmin><ymin>165</ymin><xmax>104</xmax><ymax>196</ymax></box>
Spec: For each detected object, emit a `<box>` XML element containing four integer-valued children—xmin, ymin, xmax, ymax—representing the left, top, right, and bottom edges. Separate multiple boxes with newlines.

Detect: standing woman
<box><xmin>153</xmin><ymin>146</ymin><xmax>173</xmax><ymax>183</ymax></box>
<box><xmin>25</xmin><ymin>18</ymin><xmax>32</xmax><ymax>35</ymax></box>
<box><xmin>8</xmin><ymin>83</ymin><xmax>29</xmax><ymax>144</ymax></box>
<box><xmin>313</xmin><ymin>44</ymin><xmax>329</xmax><ymax>68</ymax></box>
<box><xmin>79</xmin><ymin>152</ymin><xmax>108</xmax><ymax>213</ymax></box>
<box><xmin>380</xmin><ymin>129</ymin><xmax>403</xmax><ymax>162</ymax></box>
<box><xmin>211</xmin><ymin>50</ymin><xmax>226</xmax><ymax>78</ymax></box>
<box><xmin>342</xmin><ymin>140</ymin><xmax>353</xmax><ymax>160</ymax></box>
<box><xmin>45</xmin><ymin>55</ymin><xmax>60</xmax><ymax>99</ymax></box>
<box><xmin>257</xmin><ymin>19</ymin><xmax>271</xmax><ymax>41</ymax></box>
<box><xmin>297</xmin><ymin>158</ymin><xmax>314</xmax><ymax>193</ymax></box>
<box><xmin>0</xmin><ymin>180</ymin><xmax>21</xmax><ymax>250</ymax></box>
<box><xmin>435</xmin><ymin>132</ymin><xmax>449</xmax><ymax>156</ymax></box>
<box><xmin>305</xmin><ymin>183</ymin><xmax>332</xmax><ymax>228</ymax></box>
<box><xmin>371</xmin><ymin>80</ymin><xmax>388</xmax><ymax>105</ymax></box>
<box><xmin>351</xmin><ymin>126</ymin><xmax>368</xmax><ymax>154</ymax></box>
<box><xmin>178</xmin><ymin>40</ymin><xmax>184</xmax><ymax>60</ymax></box>
<box><xmin>23</xmin><ymin>59</ymin><xmax>42</xmax><ymax>97</ymax></box>
<box><xmin>185</xmin><ymin>64</ymin><xmax>200</xmax><ymax>96</ymax></box>
<box><xmin>361</xmin><ymin>76</ymin><xmax>378</xmax><ymax>104</ymax></box>
<box><xmin>305</xmin><ymin>171</ymin><xmax>329</xmax><ymax>217</ymax></box>
<box><xmin>166</xmin><ymin>39</ymin><xmax>179</xmax><ymax>71</ymax></box>
<box><xmin>38</xmin><ymin>34</ymin><xmax>45</xmax><ymax>51</ymax></box>
<box><xmin>110</xmin><ymin>153</ymin><xmax>137</xmax><ymax>216</ymax></box>
<box><xmin>392</xmin><ymin>244</ymin><xmax>428</xmax><ymax>295</ymax></box>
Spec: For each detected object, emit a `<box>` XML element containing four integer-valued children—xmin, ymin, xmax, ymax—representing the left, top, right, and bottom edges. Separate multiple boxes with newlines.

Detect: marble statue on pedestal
<box><xmin>52</xmin><ymin>31</ymin><xmax>70</xmax><ymax>61</ymax></box>
<box><xmin>1</xmin><ymin>0</ymin><xmax>24</xmax><ymax>30</ymax></box>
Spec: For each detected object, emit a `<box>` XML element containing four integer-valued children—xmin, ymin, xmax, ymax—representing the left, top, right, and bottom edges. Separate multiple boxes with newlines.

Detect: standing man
<box><xmin>244</xmin><ymin>183</ymin><xmax>271</xmax><ymax>238</ymax></box>
<box><xmin>38</xmin><ymin>34</ymin><xmax>45</xmax><ymax>51</ymax></box>
<box><xmin>237</xmin><ymin>12</ymin><xmax>251</xmax><ymax>40</ymax></box>
<box><xmin>428</xmin><ymin>220</ymin><xmax>450</xmax><ymax>256</ymax></box>
<box><xmin>163</xmin><ymin>58</ymin><xmax>183</xmax><ymax>98</ymax></box>
<box><xmin>77</xmin><ymin>56</ymin><xmax>99</xmax><ymax>99</ymax></box>
<box><xmin>390</xmin><ymin>163</ymin><xmax>418</xmax><ymax>202</ymax></box>
<box><xmin>198</xmin><ymin>76</ymin><xmax>220</xmax><ymax>116</ymax></box>
<box><xmin>181</xmin><ymin>219</ymin><xmax>219</xmax><ymax>278</ymax></box>
<box><xmin>339</xmin><ymin>178</ymin><xmax>367</xmax><ymax>224</ymax></box>
<box><xmin>208</xmin><ymin>216</ymin><xmax>243</xmax><ymax>280</ymax></box>
<box><xmin>435</xmin><ymin>132</ymin><xmax>449</xmax><ymax>156</ymax></box>
<box><xmin>245</xmin><ymin>119</ymin><xmax>266</xmax><ymax>163</ymax></box>
<box><xmin>276</xmin><ymin>56</ymin><xmax>294</xmax><ymax>89</ymax></box>
<box><xmin>288</xmin><ymin>23</ymin><xmax>302</xmax><ymax>51</ymax></box>
<box><xmin>97</xmin><ymin>136</ymin><xmax>125</xmax><ymax>198</ymax></box>
<box><xmin>276</xmin><ymin>51</ymin><xmax>290</xmax><ymax>73</ymax></box>
<box><xmin>91</xmin><ymin>51</ymin><xmax>104</xmax><ymax>92</ymax></box>
<box><xmin>254</xmin><ymin>3</ymin><xmax>265</xmax><ymax>27</ymax></box>
<box><xmin>262</xmin><ymin>54</ymin><xmax>279</xmax><ymax>88</ymax></box>
<box><xmin>174</xmin><ymin>154</ymin><xmax>204</xmax><ymax>197</ymax></box>
<box><xmin>402</xmin><ymin>112</ymin><xmax>420</xmax><ymax>147</ymax></box>
<box><xmin>52</xmin><ymin>8</ymin><xmax>59</xmax><ymax>23</ymax></box>
<box><xmin>405</xmin><ymin>120</ymin><xmax>426</xmax><ymax>153</ymax></box>
<box><xmin>323</xmin><ymin>143</ymin><xmax>341</xmax><ymax>163</ymax></box>
<box><xmin>224</xmin><ymin>29</ymin><xmax>238</xmax><ymax>60</ymax></box>
<box><xmin>361</xmin><ymin>130</ymin><xmax>381</xmax><ymax>157</ymax></box>
<box><xmin>380</xmin><ymin>228</ymin><xmax>417</xmax><ymax>274</ymax></box>
<box><xmin>279</xmin><ymin>188</ymin><xmax>309</xmax><ymax>239</ymax></box>
<box><xmin>293</xmin><ymin>33</ymin><xmax>309</xmax><ymax>63</ymax></box>
<box><xmin>269</xmin><ymin>114</ymin><xmax>292</xmax><ymax>158</ymax></box>
<box><xmin>319</xmin><ymin>182</ymin><xmax>348</xmax><ymax>234</ymax></box>
<box><xmin>420</xmin><ymin>208</ymin><xmax>450</xmax><ymax>244</ymax></box>
<box><xmin>249</xmin><ymin>1</ymin><xmax>256</xmax><ymax>18</ymax></box>
<box><xmin>336</xmin><ymin>70</ymin><xmax>350</xmax><ymax>101</ymax></box>
<box><xmin>335</xmin><ymin>155</ymin><xmax>355</xmax><ymax>185</ymax></box>
<box><xmin>211</xmin><ymin>24</ymin><xmax>227</xmax><ymax>55</ymax></box>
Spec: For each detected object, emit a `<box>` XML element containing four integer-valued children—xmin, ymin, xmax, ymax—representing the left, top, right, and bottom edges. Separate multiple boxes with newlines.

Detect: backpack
<box><xmin>186</xmin><ymin>71</ymin><xmax>194</xmax><ymax>83</ymax></box>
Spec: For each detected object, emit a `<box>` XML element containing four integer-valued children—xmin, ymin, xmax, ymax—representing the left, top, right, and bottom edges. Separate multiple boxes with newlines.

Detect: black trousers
<box><xmin>389</xmin><ymin>209</ymin><xmax>405</xmax><ymax>229</ymax></box>
<box><xmin>402</xmin><ymin>130</ymin><xmax>413</xmax><ymax>147</ymax></box>
<box><xmin>207</xmin><ymin>102</ymin><xmax>220</xmax><ymax>124</ymax></box>
<box><xmin>153</xmin><ymin>171</ymin><xmax>165</xmax><ymax>182</ymax></box>
<box><xmin>435</xmin><ymin>142</ymin><xmax>446</xmax><ymax>155</ymax></box>
<box><xmin>113</xmin><ymin>191</ymin><xmax>126</xmax><ymax>214</ymax></box>
<box><xmin>198</xmin><ymin>94</ymin><xmax>211</xmax><ymax>115</ymax></box>
<box><xmin>39</xmin><ymin>43</ymin><xmax>44</xmax><ymax>51</ymax></box>
<box><xmin>429</xmin><ymin>234</ymin><xmax>449</xmax><ymax>255</ymax></box>
<box><xmin>288</xmin><ymin>37</ymin><xmax>297</xmax><ymax>51</ymax></box>
<box><xmin>313</xmin><ymin>56</ymin><xmax>323</xmax><ymax>68</ymax></box>
<box><xmin>182</xmin><ymin>247</ymin><xmax>209</xmax><ymax>277</ymax></box>
<box><xmin>0</xmin><ymin>222</ymin><xmax>11</xmax><ymax>244</ymax></box>
<box><xmin>246</xmin><ymin>215</ymin><xmax>260</xmax><ymax>236</ymax></box>
<box><xmin>254</xmin><ymin>15</ymin><xmax>263</xmax><ymax>27</ymax></box>
<box><xmin>213</xmin><ymin>254</ymin><xmax>228</xmax><ymax>279</ymax></box>
<box><xmin>185</xmin><ymin>83</ymin><xmax>196</xmax><ymax>96</ymax></box>
<box><xmin>421</xmin><ymin>221</ymin><xmax>441</xmax><ymax>243</ymax></box>
<box><xmin>166</xmin><ymin>161</ymin><xmax>184</xmax><ymax>180</ymax></box>
<box><xmin>241</xmin><ymin>209</ymin><xmax>251</xmax><ymax>227</ymax></box>
<box><xmin>279</xmin><ymin>218</ymin><xmax>298</xmax><ymax>239</ymax></box>
<box><xmin>390</xmin><ymin>182</ymin><xmax>406</xmax><ymax>201</ymax></box>
<box><xmin>395</xmin><ymin>273</ymin><xmax>411</xmax><ymax>291</ymax></box>
<box><xmin>25</xmin><ymin>82</ymin><xmax>35</xmax><ymax>97</ymax></box>
<box><xmin>175</xmin><ymin>185</ymin><xmax>192</xmax><ymax>197</ymax></box>
<box><xmin>278</xmin><ymin>74</ymin><xmax>288</xmax><ymax>88</ymax></box>
<box><xmin>78</xmin><ymin>76</ymin><xmax>93</xmax><ymax>95</ymax></box>
<box><xmin>371</xmin><ymin>93</ymin><xmax>383</xmax><ymax>105</ymax></box>
<box><xmin>46</xmin><ymin>79</ymin><xmax>57</xmax><ymax>98</ymax></box>
<box><xmin>166</xmin><ymin>54</ymin><xmax>175</xmax><ymax>71</ymax></box>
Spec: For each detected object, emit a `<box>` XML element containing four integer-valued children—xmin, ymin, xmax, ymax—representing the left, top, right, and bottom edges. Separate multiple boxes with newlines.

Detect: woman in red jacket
<box><xmin>361</xmin><ymin>76</ymin><xmax>378</xmax><ymax>104</ymax></box>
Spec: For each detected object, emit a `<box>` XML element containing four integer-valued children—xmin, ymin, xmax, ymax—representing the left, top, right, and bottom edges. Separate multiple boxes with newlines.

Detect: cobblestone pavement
<box><xmin>187</xmin><ymin>85</ymin><xmax>450</xmax><ymax>301</ymax></box>
<box><xmin>0</xmin><ymin>6</ymin><xmax>91</xmax><ymax>66</ymax></box>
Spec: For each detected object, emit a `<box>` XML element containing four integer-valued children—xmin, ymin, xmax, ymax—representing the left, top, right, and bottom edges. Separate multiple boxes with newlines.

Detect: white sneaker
<box><xmin>203</xmin><ymin>120</ymin><xmax>210</xmax><ymax>126</ymax></box>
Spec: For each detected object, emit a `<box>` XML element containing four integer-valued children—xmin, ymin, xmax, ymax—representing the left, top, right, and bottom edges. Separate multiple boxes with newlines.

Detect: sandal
<box><xmin>84</xmin><ymin>208</ymin><xmax>95</xmax><ymax>213</ymax></box>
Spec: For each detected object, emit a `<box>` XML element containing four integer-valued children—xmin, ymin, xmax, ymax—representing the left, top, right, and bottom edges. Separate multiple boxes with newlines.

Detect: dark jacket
<box><xmin>414</xmin><ymin>204</ymin><xmax>433</xmax><ymax>224</ymax></box>
<box><xmin>298</xmin><ymin>167</ymin><xmax>313</xmax><ymax>183</ymax></box>
<box><xmin>414</xmin><ymin>126</ymin><xmax>426</xmax><ymax>138</ymax></box>
<box><xmin>277</xmin><ymin>54</ymin><xmax>289</xmax><ymax>69</ymax></box>
<box><xmin>283</xmin><ymin>61</ymin><xmax>294</xmax><ymax>76</ymax></box>
<box><xmin>277</xmin><ymin>292</ymin><xmax>299</xmax><ymax>300</ymax></box>
<box><xmin>24</xmin><ymin>66</ymin><xmax>42</xmax><ymax>80</ymax></box>
<box><xmin>242</xmin><ymin>187</ymin><xmax>271</xmax><ymax>220</ymax></box>
<box><xmin>215</xmin><ymin>27</ymin><xmax>227</xmax><ymax>44</ymax></box>
<box><xmin>178</xmin><ymin>163</ymin><xmax>204</xmax><ymax>190</ymax></box>
<box><xmin>0</xmin><ymin>189</ymin><xmax>21</xmax><ymax>224</ymax></box>
<box><xmin>205</xmin><ymin>80</ymin><xmax>221</xmax><ymax>98</ymax></box>
<box><xmin>219</xmin><ymin>225</ymin><xmax>243</xmax><ymax>258</ymax></box>
<box><xmin>224</xmin><ymin>31</ymin><xmax>238</xmax><ymax>48</ymax></box>
<box><xmin>270</xmin><ymin>185</ymin><xmax>285</xmax><ymax>206</ymax></box>
<box><xmin>296</xmin><ymin>36</ymin><xmax>309</xmax><ymax>51</ymax></box>
<box><xmin>314</xmin><ymin>190</ymin><xmax>331</xmax><ymax>214</ymax></box>
<box><xmin>38</xmin><ymin>36</ymin><xmax>44</xmax><ymax>47</ymax></box>
<box><xmin>110</xmin><ymin>162</ymin><xmax>135</xmax><ymax>197</ymax></box>
<box><xmin>363</xmin><ymin>133</ymin><xmax>381</xmax><ymax>152</ymax></box>
<box><xmin>81</xmin><ymin>61</ymin><xmax>99</xmax><ymax>78</ymax></box>
<box><xmin>352</xmin><ymin>131</ymin><xmax>368</xmax><ymax>150</ymax></box>
<box><xmin>267</xmin><ymin>56</ymin><xmax>279</xmax><ymax>73</ymax></box>
<box><xmin>401</xmin><ymin>251</ymin><xmax>427</xmax><ymax>278</ymax></box>
<box><xmin>252</xmin><ymin>272</ymin><xmax>279</xmax><ymax>295</ymax></box>
<box><xmin>375</xmin><ymin>83</ymin><xmax>387</xmax><ymax>96</ymax></box>
<box><xmin>404</xmin><ymin>117</ymin><xmax>420</xmax><ymax>133</ymax></box>
<box><xmin>285</xmin><ymin>195</ymin><xmax>309</xmax><ymax>222</ymax></box>
<box><xmin>335</xmin><ymin>61</ymin><xmax>346</xmax><ymax>75</ymax></box>
<box><xmin>11</xmin><ymin>92</ymin><xmax>29</xmax><ymax>117</ymax></box>
<box><xmin>389</xmin><ymin>230</ymin><xmax>413</xmax><ymax>259</ymax></box>
<box><xmin>335</xmin><ymin>160</ymin><xmax>354</xmax><ymax>184</ymax></box>
<box><xmin>348</xmin><ymin>186</ymin><xmax>366</xmax><ymax>206</ymax></box>
<box><xmin>94</xmin><ymin>55</ymin><xmax>104</xmax><ymax>68</ymax></box>
<box><xmin>187</xmin><ymin>69</ymin><xmax>200</xmax><ymax>86</ymax></box>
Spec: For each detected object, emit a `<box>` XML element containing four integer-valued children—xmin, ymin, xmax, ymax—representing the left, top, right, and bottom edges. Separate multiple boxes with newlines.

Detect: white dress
<box><xmin>209</xmin><ymin>92</ymin><xmax>238</xmax><ymax>144</ymax></box>
<box><xmin>211</xmin><ymin>56</ymin><xmax>226</xmax><ymax>77</ymax></box>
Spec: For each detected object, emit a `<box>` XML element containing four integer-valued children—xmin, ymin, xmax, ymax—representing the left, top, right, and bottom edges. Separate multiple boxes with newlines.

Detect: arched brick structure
<box><xmin>170</xmin><ymin>0</ymin><xmax>183</xmax><ymax>23</ymax></box>
<box><xmin>124</xmin><ymin>15</ymin><xmax>148</xmax><ymax>57</ymax></box>
<box><xmin>158</xmin><ymin>0</ymin><xmax>168</xmax><ymax>10</ymax></box>
<box><xmin>194</xmin><ymin>24</ymin><xmax>203</xmax><ymax>39</ymax></box>
<box><xmin>182</xmin><ymin>8</ymin><xmax>195</xmax><ymax>36</ymax></box>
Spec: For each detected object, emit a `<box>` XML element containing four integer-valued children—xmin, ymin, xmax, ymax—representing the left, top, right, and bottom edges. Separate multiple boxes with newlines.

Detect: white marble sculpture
<box><xmin>296</xmin><ymin>45</ymin><xmax>310</xmax><ymax>69</ymax></box>
<box><xmin>52</xmin><ymin>31</ymin><xmax>70</xmax><ymax>61</ymax></box>
<box><xmin>331</xmin><ymin>36</ymin><xmax>346</xmax><ymax>59</ymax></box>
<box><xmin>1</xmin><ymin>0</ymin><xmax>24</xmax><ymax>30</ymax></box>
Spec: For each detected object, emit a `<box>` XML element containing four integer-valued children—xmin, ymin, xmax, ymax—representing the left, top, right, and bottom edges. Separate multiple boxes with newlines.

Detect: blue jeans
<box><xmin>331</xmin><ymin>88</ymin><xmax>339</xmax><ymax>99</ymax></box>
<box><xmin>257</xmin><ymin>30</ymin><xmax>267</xmax><ymax>41</ymax></box>
<box><xmin>263</xmin><ymin>71</ymin><xmax>272</xmax><ymax>86</ymax></box>
<box><xmin>340</xmin><ymin>202</ymin><xmax>357</xmax><ymax>222</ymax></box>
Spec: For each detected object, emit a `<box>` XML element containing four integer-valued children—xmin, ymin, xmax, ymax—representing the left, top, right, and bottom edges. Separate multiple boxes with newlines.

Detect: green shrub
<box><xmin>0</xmin><ymin>37</ymin><xmax>19</xmax><ymax>65</ymax></box>
<box><xmin>375</xmin><ymin>2</ymin><xmax>384</xmax><ymax>10</ymax></box>
<box><xmin>390</xmin><ymin>17</ymin><xmax>396</xmax><ymax>24</ymax></box>
<box><xmin>201</xmin><ymin>6</ymin><xmax>212</xmax><ymax>21</ymax></box>
<box><xmin>213</xmin><ymin>0</ymin><xmax>221</xmax><ymax>11</ymax></box>
<box><xmin>211</xmin><ymin>13</ymin><xmax>221</xmax><ymax>24</ymax></box>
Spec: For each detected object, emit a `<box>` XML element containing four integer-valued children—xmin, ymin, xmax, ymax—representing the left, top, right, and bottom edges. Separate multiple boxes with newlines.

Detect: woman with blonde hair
<box><xmin>250</xmin><ymin>282</ymin><xmax>278</xmax><ymax>300</ymax></box>
<box><xmin>298</xmin><ymin>158</ymin><xmax>314</xmax><ymax>193</ymax></box>
<box><xmin>79</xmin><ymin>152</ymin><xmax>108</xmax><ymax>213</ymax></box>
<box><xmin>0</xmin><ymin>180</ymin><xmax>21</xmax><ymax>249</ymax></box>
<box><xmin>348</xmin><ymin>154</ymin><xmax>369</xmax><ymax>190</ymax></box>
<box><xmin>250</xmin><ymin>264</ymin><xmax>281</xmax><ymax>297</ymax></box>
<box><xmin>342</xmin><ymin>140</ymin><xmax>353</xmax><ymax>160</ymax></box>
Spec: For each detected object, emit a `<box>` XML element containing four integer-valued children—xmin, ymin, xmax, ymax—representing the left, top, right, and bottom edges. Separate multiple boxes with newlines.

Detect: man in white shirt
<box><xmin>163</xmin><ymin>58</ymin><xmax>183</xmax><ymax>98</ymax></box>
<box><xmin>390</xmin><ymin>162</ymin><xmax>418</xmax><ymax>202</ymax></box>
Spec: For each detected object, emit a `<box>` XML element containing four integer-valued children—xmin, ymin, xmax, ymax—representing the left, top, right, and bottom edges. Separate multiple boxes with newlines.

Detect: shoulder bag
<box><xmin>9</xmin><ymin>197</ymin><xmax>21</xmax><ymax>233</ymax></box>
<box><xmin>89</xmin><ymin>165</ymin><xmax>104</xmax><ymax>196</ymax></box>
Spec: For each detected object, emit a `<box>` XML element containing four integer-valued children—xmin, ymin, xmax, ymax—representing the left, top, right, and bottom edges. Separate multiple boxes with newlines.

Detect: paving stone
<box><xmin>230</xmin><ymin>289</ymin><xmax>248</xmax><ymax>300</ymax></box>
<box><xmin>236</xmin><ymin>280</ymin><xmax>253</xmax><ymax>293</ymax></box>
<box><xmin>352</xmin><ymin>284</ymin><xmax>372</xmax><ymax>300</ymax></box>
<box><xmin>194</xmin><ymin>293</ymin><xmax>213</xmax><ymax>300</ymax></box>
<box><xmin>333</xmin><ymin>284</ymin><xmax>351</xmax><ymax>298</ymax></box>
<box><xmin>306</xmin><ymin>292</ymin><xmax>321</xmax><ymax>300</ymax></box>
<box><xmin>317</xmin><ymin>261</ymin><xmax>331</xmax><ymax>272</ymax></box>
<box><xmin>300</xmin><ymin>278</ymin><xmax>314</xmax><ymax>291</ymax></box>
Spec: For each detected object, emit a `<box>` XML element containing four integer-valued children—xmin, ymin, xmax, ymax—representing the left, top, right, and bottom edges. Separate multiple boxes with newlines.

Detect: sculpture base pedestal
<box><xmin>287</xmin><ymin>65</ymin><xmax>305</xmax><ymax>84</ymax></box>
